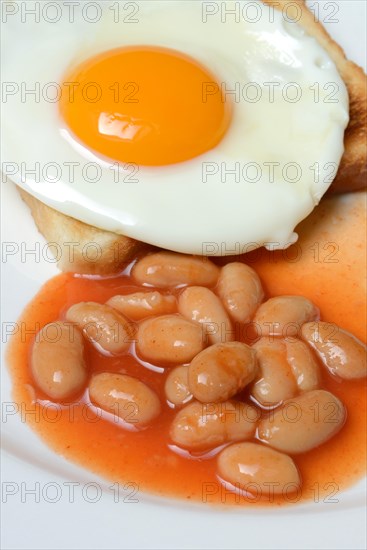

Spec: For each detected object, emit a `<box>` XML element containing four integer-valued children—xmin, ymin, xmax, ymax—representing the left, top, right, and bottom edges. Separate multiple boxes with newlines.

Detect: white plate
<box><xmin>1</xmin><ymin>2</ymin><xmax>366</xmax><ymax>549</ymax></box>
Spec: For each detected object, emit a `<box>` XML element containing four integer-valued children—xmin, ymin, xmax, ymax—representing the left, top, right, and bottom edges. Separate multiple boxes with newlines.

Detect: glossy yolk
<box><xmin>60</xmin><ymin>46</ymin><xmax>232</xmax><ymax>166</ymax></box>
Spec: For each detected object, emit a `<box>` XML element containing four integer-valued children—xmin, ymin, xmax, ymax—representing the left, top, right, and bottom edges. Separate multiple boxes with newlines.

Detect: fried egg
<box><xmin>2</xmin><ymin>0</ymin><xmax>349</xmax><ymax>254</ymax></box>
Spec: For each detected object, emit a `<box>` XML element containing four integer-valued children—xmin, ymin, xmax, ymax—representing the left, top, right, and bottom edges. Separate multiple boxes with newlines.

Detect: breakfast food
<box><xmin>8</xmin><ymin>242</ymin><xmax>367</xmax><ymax>504</ymax></box>
<box><xmin>253</xmin><ymin>296</ymin><xmax>320</xmax><ymax>337</ymax></box>
<box><xmin>164</xmin><ymin>366</ymin><xmax>192</xmax><ymax>406</ymax></box>
<box><xmin>3</xmin><ymin>0</ymin><xmax>367</xmax><ymax>509</ymax></box>
<box><xmin>188</xmin><ymin>342</ymin><xmax>257</xmax><ymax>402</ymax></box>
<box><xmin>65</xmin><ymin>301</ymin><xmax>134</xmax><ymax>354</ymax></box>
<box><xmin>284</xmin><ymin>340</ymin><xmax>320</xmax><ymax>392</ymax></box>
<box><xmin>137</xmin><ymin>314</ymin><xmax>205</xmax><ymax>364</ymax></box>
<box><xmin>257</xmin><ymin>390</ymin><xmax>346</xmax><ymax>454</ymax></box>
<box><xmin>107</xmin><ymin>292</ymin><xmax>177</xmax><ymax>321</ymax></box>
<box><xmin>17</xmin><ymin>188</ymin><xmax>141</xmax><ymax>275</ymax></box>
<box><xmin>132</xmin><ymin>252</ymin><xmax>220</xmax><ymax>287</ymax></box>
<box><xmin>251</xmin><ymin>339</ymin><xmax>299</xmax><ymax>406</ymax></box>
<box><xmin>31</xmin><ymin>321</ymin><xmax>87</xmax><ymax>400</ymax></box>
<box><xmin>301</xmin><ymin>322</ymin><xmax>367</xmax><ymax>379</ymax></box>
<box><xmin>178</xmin><ymin>286</ymin><xmax>233</xmax><ymax>344</ymax></box>
<box><xmin>216</xmin><ymin>263</ymin><xmax>264</xmax><ymax>324</ymax></box>
<box><xmin>89</xmin><ymin>373</ymin><xmax>161</xmax><ymax>427</ymax></box>
<box><xmin>217</xmin><ymin>443</ymin><xmax>301</xmax><ymax>495</ymax></box>
<box><xmin>170</xmin><ymin>400</ymin><xmax>258</xmax><ymax>450</ymax></box>
<box><xmin>3</xmin><ymin>0</ymin><xmax>366</xmax><ymax>274</ymax></box>
<box><xmin>265</xmin><ymin>0</ymin><xmax>366</xmax><ymax>194</ymax></box>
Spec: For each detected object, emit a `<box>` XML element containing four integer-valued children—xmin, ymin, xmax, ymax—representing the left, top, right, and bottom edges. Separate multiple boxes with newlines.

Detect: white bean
<box><xmin>218</xmin><ymin>442</ymin><xmax>300</xmax><ymax>495</ymax></box>
<box><xmin>301</xmin><ymin>322</ymin><xmax>367</xmax><ymax>379</ymax></box>
<box><xmin>254</xmin><ymin>296</ymin><xmax>319</xmax><ymax>337</ymax></box>
<box><xmin>251</xmin><ymin>339</ymin><xmax>297</xmax><ymax>407</ymax></box>
<box><xmin>178</xmin><ymin>286</ymin><xmax>233</xmax><ymax>344</ymax></box>
<box><xmin>132</xmin><ymin>252</ymin><xmax>219</xmax><ymax>288</ymax></box>
<box><xmin>107</xmin><ymin>291</ymin><xmax>176</xmax><ymax>321</ymax></box>
<box><xmin>31</xmin><ymin>321</ymin><xmax>87</xmax><ymax>400</ymax></box>
<box><xmin>257</xmin><ymin>390</ymin><xmax>346</xmax><ymax>453</ymax></box>
<box><xmin>164</xmin><ymin>366</ymin><xmax>192</xmax><ymax>406</ymax></box>
<box><xmin>137</xmin><ymin>314</ymin><xmax>205</xmax><ymax>364</ymax></box>
<box><xmin>188</xmin><ymin>342</ymin><xmax>257</xmax><ymax>403</ymax></box>
<box><xmin>170</xmin><ymin>400</ymin><xmax>258</xmax><ymax>450</ymax></box>
<box><xmin>89</xmin><ymin>373</ymin><xmax>160</xmax><ymax>426</ymax></box>
<box><xmin>285</xmin><ymin>339</ymin><xmax>320</xmax><ymax>392</ymax></box>
<box><xmin>65</xmin><ymin>302</ymin><xmax>134</xmax><ymax>354</ymax></box>
<box><xmin>217</xmin><ymin>262</ymin><xmax>264</xmax><ymax>323</ymax></box>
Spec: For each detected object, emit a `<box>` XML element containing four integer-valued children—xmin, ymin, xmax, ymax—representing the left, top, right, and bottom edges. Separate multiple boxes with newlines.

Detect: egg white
<box><xmin>2</xmin><ymin>0</ymin><xmax>349</xmax><ymax>254</ymax></box>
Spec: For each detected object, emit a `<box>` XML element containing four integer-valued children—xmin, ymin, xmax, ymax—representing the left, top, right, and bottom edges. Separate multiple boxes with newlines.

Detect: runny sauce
<box><xmin>6</xmin><ymin>195</ymin><xmax>367</xmax><ymax>507</ymax></box>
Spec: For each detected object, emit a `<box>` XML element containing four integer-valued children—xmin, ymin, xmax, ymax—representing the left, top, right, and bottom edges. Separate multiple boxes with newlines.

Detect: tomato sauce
<box><xmin>6</xmin><ymin>194</ymin><xmax>367</xmax><ymax>507</ymax></box>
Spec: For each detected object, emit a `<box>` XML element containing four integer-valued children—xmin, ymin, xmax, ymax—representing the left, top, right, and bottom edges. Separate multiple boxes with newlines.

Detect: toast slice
<box><xmin>265</xmin><ymin>0</ymin><xmax>367</xmax><ymax>193</ymax></box>
<box><xmin>18</xmin><ymin>188</ymin><xmax>143</xmax><ymax>275</ymax></box>
<box><xmin>18</xmin><ymin>0</ymin><xmax>366</xmax><ymax>274</ymax></box>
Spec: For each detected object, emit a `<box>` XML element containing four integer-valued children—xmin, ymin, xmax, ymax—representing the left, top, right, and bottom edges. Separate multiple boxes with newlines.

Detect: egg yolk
<box><xmin>60</xmin><ymin>46</ymin><xmax>232</xmax><ymax>166</ymax></box>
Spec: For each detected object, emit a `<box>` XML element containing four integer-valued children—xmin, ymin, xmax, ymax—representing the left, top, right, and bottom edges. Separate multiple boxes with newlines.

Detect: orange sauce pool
<box><xmin>6</xmin><ymin>193</ymin><xmax>367</xmax><ymax>507</ymax></box>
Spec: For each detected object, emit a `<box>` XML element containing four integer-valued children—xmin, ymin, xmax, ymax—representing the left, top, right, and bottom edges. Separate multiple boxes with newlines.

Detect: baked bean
<box><xmin>257</xmin><ymin>390</ymin><xmax>346</xmax><ymax>454</ymax></box>
<box><xmin>251</xmin><ymin>339</ymin><xmax>297</xmax><ymax>407</ymax></box>
<box><xmin>254</xmin><ymin>296</ymin><xmax>319</xmax><ymax>337</ymax></box>
<box><xmin>218</xmin><ymin>442</ymin><xmax>300</xmax><ymax>495</ymax></box>
<box><xmin>89</xmin><ymin>373</ymin><xmax>160</xmax><ymax>426</ymax></box>
<box><xmin>65</xmin><ymin>302</ymin><xmax>134</xmax><ymax>354</ymax></box>
<box><xmin>31</xmin><ymin>321</ymin><xmax>86</xmax><ymax>400</ymax></box>
<box><xmin>301</xmin><ymin>322</ymin><xmax>367</xmax><ymax>380</ymax></box>
<box><xmin>285</xmin><ymin>339</ymin><xmax>320</xmax><ymax>392</ymax></box>
<box><xmin>137</xmin><ymin>314</ymin><xmax>205</xmax><ymax>364</ymax></box>
<box><xmin>165</xmin><ymin>366</ymin><xmax>192</xmax><ymax>406</ymax></box>
<box><xmin>178</xmin><ymin>286</ymin><xmax>233</xmax><ymax>344</ymax></box>
<box><xmin>170</xmin><ymin>401</ymin><xmax>258</xmax><ymax>450</ymax></box>
<box><xmin>132</xmin><ymin>252</ymin><xmax>219</xmax><ymax>288</ymax></box>
<box><xmin>217</xmin><ymin>262</ymin><xmax>264</xmax><ymax>323</ymax></box>
<box><xmin>107</xmin><ymin>292</ymin><xmax>176</xmax><ymax>321</ymax></box>
<box><xmin>188</xmin><ymin>342</ymin><xmax>257</xmax><ymax>403</ymax></box>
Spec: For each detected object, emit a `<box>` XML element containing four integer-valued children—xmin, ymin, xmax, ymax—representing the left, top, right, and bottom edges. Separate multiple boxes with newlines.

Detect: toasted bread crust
<box><xmin>265</xmin><ymin>0</ymin><xmax>366</xmax><ymax>193</ymax></box>
<box><xmin>18</xmin><ymin>188</ymin><xmax>142</xmax><ymax>274</ymax></box>
<box><xmin>18</xmin><ymin>0</ymin><xmax>366</xmax><ymax>273</ymax></box>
